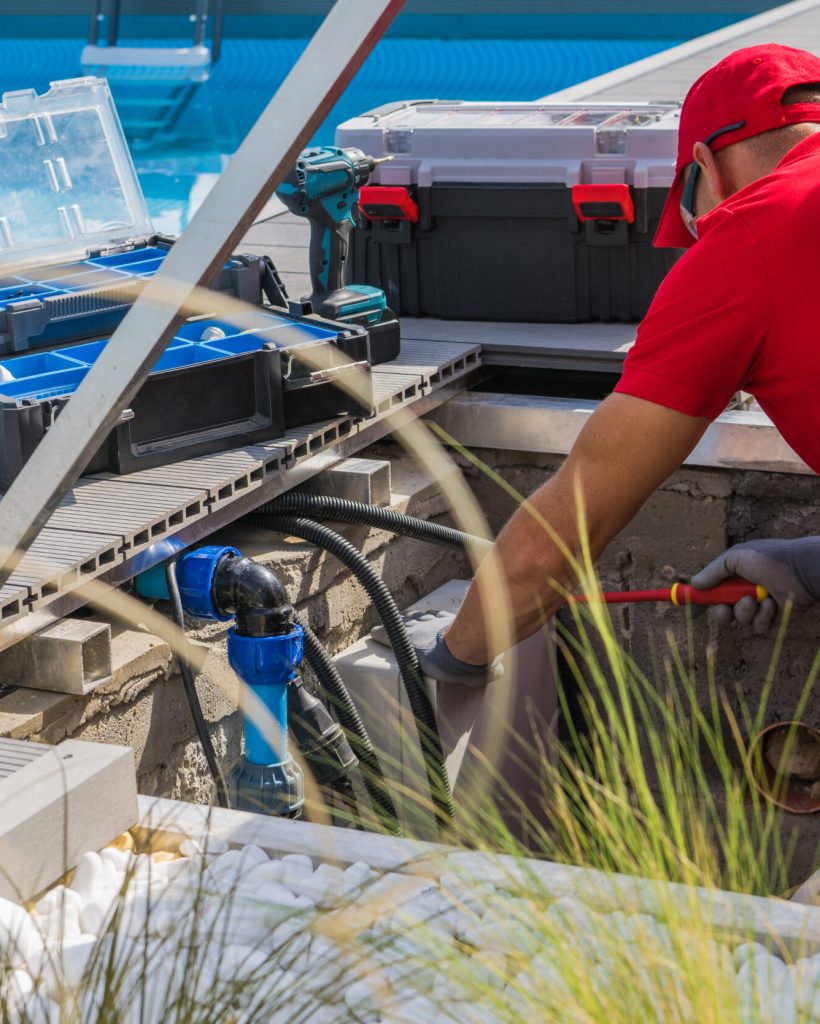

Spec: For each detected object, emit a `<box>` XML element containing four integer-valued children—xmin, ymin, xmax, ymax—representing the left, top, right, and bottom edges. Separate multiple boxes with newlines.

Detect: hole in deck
<box><xmin>134</xmin><ymin>530</ymin><xmax>149</xmax><ymax>546</ymax></box>
<box><xmin>99</xmin><ymin>549</ymin><xmax>115</xmax><ymax>566</ymax></box>
<box><xmin>185</xmin><ymin>502</ymin><xmax>201</xmax><ymax>517</ymax></box>
<box><xmin>217</xmin><ymin>485</ymin><xmax>232</xmax><ymax>500</ymax></box>
<box><xmin>81</xmin><ymin>559</ymin><xmax>96</xmax><ymax>574</ymax></box>
<box><xmin>250</xmin><ymin>468</ymin><xmax>264</xmax><ymax>482</ymax></box>
<box><xmin>235</xmin><ymin>476</ymin><xmax>249</xmax><ymax>491</ymax></box>
<box><xmin>1</xmin><ymin>601</ymin><xmax>19</xmax><ymax>619</ymax></box>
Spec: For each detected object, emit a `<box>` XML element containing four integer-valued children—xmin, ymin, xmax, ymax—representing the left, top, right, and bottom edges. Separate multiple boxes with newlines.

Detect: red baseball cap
<box><xmin>655</xmin><ymin>43</ymin><xmax>820</xmax><ymax>249</ymax></box>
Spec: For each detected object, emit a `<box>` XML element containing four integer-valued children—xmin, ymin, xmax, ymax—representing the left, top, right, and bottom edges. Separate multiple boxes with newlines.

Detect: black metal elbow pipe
<box><xmin>212</xmin><ymin>554</ymin><xmax>294</xmax><ymax>637</ymax></box>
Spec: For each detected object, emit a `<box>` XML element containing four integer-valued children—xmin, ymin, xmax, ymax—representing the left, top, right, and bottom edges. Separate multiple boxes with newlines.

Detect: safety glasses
<box><xmin>679</xmin><ymin>120</ymin><xmax>746</xmax><ymax>238</ymax></box>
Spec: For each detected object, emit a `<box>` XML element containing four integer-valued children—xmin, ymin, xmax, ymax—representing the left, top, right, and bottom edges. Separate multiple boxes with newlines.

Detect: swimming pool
<box><xmin>0</xmin><ymin>29</ymin><xmax>688</xmax><ymax>232</ymax></box>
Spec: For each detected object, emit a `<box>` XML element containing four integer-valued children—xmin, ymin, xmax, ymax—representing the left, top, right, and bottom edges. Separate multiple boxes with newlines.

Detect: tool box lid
<box><xmin>336</xmin><ymin>100</ymin><xmax>681</xmax><ymax>189</ymax></box>
<box><xmin>0</xmin><ymin>77</ymin><xmax>153</xmax><ymax>274</ymax></box>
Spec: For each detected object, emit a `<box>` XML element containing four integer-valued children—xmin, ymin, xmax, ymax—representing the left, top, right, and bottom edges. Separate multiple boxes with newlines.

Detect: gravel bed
<box><xmin>0</xmin><ymin>836</ymin><xmax>817</xmax><ymax>1024</ymax></box>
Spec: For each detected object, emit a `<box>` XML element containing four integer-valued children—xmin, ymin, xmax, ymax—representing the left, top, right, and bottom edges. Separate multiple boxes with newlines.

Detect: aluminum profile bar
<box><xmin>0</xmin><ymin>0</ymin><xmax>406</xmax><ymax>588</ymax></box>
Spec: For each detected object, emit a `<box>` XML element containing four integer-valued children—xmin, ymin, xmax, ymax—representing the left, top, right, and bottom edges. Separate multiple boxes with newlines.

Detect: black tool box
<box><xmin>336</xmin><ymin>100</ymin><xmax>683</xmax><ymax>324</ymax></box>
<box><xmin>0</xmin><ymin>78</ymin><xmax>374</xmax><ymax>489</ymax></box>
<box><xmin>0</xmin><ymin>311</ymin><xmax>372</xmax><ymax>490</ymax></box>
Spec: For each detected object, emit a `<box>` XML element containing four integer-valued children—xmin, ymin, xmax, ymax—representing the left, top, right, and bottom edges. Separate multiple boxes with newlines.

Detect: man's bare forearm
<box><xmin>444</xmin><ymin>462</ymin><xmax>593</xmax><ymax>664</ymax></box>
<box><xmin>443</xmin><ymin>395</ymin><xmax>711</xmax><ymax>665</ymax></box>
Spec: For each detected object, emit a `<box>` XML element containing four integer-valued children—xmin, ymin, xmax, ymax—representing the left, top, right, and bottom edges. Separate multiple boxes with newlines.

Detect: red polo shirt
<box><xmin>615</xmin><ymin>131</ymin><xmax>820</xmax><ymax>473</ymax></box>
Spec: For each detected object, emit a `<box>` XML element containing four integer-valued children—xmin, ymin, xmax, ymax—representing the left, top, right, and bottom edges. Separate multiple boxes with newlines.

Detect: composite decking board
<box><xmin>87</xmin><ymin>443</ymin><xmax>293</xmax><ymax>509</ymax></box>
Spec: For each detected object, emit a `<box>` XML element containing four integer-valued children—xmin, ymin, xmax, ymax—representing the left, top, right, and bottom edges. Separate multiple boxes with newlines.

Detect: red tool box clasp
<box><xmin>358</xmin><ymin>186</ymin><xmax>419</xmax><ymax>223</ymax></box>
<box><xmin>572</xmin><ymin>183</ymin><xmax>635</xmax><ymax>224</ymax></box>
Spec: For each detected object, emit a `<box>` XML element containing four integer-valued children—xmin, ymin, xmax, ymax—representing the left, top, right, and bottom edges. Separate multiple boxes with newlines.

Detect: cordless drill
<box><xmin>276</xmin><ymin>146</ymin><xmax>390</xmax><ymax>325</ymax></box>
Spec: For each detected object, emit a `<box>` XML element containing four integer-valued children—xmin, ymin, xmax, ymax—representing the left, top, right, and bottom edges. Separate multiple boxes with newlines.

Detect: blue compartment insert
<box><xmin>0</xmin><ymin>245</ymin><xmax>170</xmax><ymax>313</ymax></box>
<box><xmin>0</xmin><ymin>312</ymin><xmax>342</xmax><ymax>403</ymax></box>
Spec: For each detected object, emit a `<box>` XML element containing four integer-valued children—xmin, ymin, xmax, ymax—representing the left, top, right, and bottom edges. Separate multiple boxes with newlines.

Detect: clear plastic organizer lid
<box><xmin>0</xmin><ymin>77</ymin><xmax>153</xmax><ymax>273</ymax></box>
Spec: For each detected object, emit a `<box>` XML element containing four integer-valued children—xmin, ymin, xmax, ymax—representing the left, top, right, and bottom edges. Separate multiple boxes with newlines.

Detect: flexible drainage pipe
<box><xmin>257</xmin><ymin>493</ymin><xmax>492</xmax><ymax>553</ymax></box>
<box><xmin>251</xmin><ymin>512</ymin><xmax>458</xmax><ymax>839</ymax></box>
<box><xmin>300</xmin><ymin>620</ymin><xmax>402</xmax><ymax>834</ymax></box>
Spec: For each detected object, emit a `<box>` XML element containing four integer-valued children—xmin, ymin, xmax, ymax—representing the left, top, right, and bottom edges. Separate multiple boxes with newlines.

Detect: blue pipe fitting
<box><xmin>227</xmin><ymin>624</ymin><xmax>304</xmax><ymax>817</ymax></box>
<box><xmin>175</xmin><ymin>545</ymin><xmax>240</xmax><ymax>621</ymax></box>
<box><xmin>228</xmin><ymin>624</ymin><xmax>303</xmax><ymax>765</ymax></box>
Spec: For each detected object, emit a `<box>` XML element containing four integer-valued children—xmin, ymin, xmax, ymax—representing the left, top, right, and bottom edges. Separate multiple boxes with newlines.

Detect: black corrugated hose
<box><xmin>258</xmin><ymin>493</ymin><xmax>492</xmax><ymax>553</ymax></box>
<box><xmin>165</xmin><ymin>560</ymin><xmax>231</xmax><ymax>809</ymax></box>
<box><xmin>300</xmin><ymin>620</ymin><xmax>402</xmax><ymax>836</ymax></box>
<box><xmin>250</xmin><ymin>512</ymin><xmax>458</xmax><ymax>840</ymax></box>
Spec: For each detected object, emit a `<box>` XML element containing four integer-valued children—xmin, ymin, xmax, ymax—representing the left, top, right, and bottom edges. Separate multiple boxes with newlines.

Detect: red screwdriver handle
<box><xmin>670</xmin><ymin>578</ymin><xmax>768</xmax><ymax>606</ymax></box>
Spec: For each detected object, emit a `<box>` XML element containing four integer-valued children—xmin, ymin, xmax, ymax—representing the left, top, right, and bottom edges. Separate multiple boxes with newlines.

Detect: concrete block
<box><xmin>297</xmin><ymin>456</ymin><xmax>392</xmax><ymax>505</ymax></box>
<box><xmin>0</xmin><ymin>738</ymin><xmax>137</xmax><ymax>901</ymax></box>
<box><xmin>0</xmin><ymin>619</ymin><xmax>112</xmax><ymax>696</ymax></box>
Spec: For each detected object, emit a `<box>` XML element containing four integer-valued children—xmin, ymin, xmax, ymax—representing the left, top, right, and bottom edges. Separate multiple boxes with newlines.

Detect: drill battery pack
<box><xmin>337</xmin><ymin>100</ymin><xmax>683</xmax><ymax>324</ymax></box>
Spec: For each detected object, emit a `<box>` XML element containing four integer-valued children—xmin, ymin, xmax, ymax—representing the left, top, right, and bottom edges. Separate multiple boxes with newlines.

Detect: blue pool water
<box><xmin>0</xmin><ymin>33</ymin><xmax>684</xmax><ymax>233</ymax></box>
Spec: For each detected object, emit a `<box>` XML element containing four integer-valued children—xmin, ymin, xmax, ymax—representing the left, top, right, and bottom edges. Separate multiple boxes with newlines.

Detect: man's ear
<box><xmin>692</xmin><ymin>141</ymin><xmax>732</xmax><ymax>204</ymax></box>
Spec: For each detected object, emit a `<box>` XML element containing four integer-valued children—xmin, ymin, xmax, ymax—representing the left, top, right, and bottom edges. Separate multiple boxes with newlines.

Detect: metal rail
<box><xmin>0</xmin><ymin>0</ymin><xmax>406</xmax><ymax>587</ymax></box>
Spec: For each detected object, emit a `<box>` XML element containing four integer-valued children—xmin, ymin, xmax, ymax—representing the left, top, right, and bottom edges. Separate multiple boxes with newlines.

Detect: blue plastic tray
<box><xmin>0</xmin><ymin>311</ymin><xmax>341</xmax><ymax>403</ymax></box>
<box><xmin>0</xmin><ymin>245</ymin><xmax>171</xmax><ymax>312</ymax></box>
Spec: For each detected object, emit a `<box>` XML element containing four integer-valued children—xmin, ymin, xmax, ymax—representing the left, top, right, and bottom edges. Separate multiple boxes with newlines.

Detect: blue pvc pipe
<box><xmin>227</xmin><ymin>626</ymin><xmax>303</xmax><ymax>766</ymax></box>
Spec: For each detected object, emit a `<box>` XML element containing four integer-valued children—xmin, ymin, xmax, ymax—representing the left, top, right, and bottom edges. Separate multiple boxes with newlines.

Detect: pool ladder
<box><xmin>82</xmin><ymin>0</ymin><xmax>225</xmax><ymax>76</ymax></box>
<box><xmin>81</xmin><ymin>0</ymin><xmax>226</xmax><ymax>144</ymax></box>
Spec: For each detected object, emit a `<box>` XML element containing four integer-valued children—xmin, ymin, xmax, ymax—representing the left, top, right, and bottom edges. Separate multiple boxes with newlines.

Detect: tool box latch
<box><xmin>358</xmin><ymin>186</ymin><xmax>419</xmax><ymax>224</ymax></box>
<box><xmin>571</xmin><ymin>184</ymin><xmax>635</xmax><ymax>224</ymax></box>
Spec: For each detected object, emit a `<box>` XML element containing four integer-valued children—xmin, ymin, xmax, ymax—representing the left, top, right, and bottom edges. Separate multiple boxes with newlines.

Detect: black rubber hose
<box><xmin>258</xmin><ymin>493</ymin><xmax>492</xmax><ymax>553</ymax></box>
<box><xmin>166</xmin><ymin>560</ymin><xmax>231</xmax><ymax>810</ymax></box>
<box><xmin>250</xmin><ymin>513</ymin><xmax>458</xmax><ymax>839</ymax></box>
<box><xmin>300</xmin><ymin>622</ymin><xmax>402</xmax><ymax>836</ymax></box>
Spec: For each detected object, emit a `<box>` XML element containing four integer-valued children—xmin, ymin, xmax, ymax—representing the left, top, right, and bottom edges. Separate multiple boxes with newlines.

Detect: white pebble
<box><xmin>16</xmin><ymin>993</ymin><xmax>60</xmax><ymax>1024</ymax></box>
<box><xmin>242</xmin><ymin>858</ymin><xmax>286</xmax><ymax>887</ymax></box>
<box><xmin>80</xmin><ymin>889</ymin><xmax>118</xmax><ymax>936</ymax></box>
<box><xmin>238</xmin><ymin>844</ymin><xmax>269</xmax><ymax>868</ymax></box>
<box><xmin>70</xmin><ymin>851</ymin><xmax>107</xmax><ymax>903</ymax></box>
<box><xmin>179</xmin><ymin>834</ymin><xmax>229</xmax><ymax>857</ymax></box>
<box><xmin>39</xmin><ymin>908</ymin><xmax>82</xmax><ymax>943</ymax></box>
<box><xmin>0</xmin><ymin>898</ymin><xmax>43</xmax><ymax>973</ymax></box>
<box><xmin>344</xmin><ymin>976</ymin><xmax>389</xmax><ymax>1019</ymax></box>
<box><xmin>282</xmin><ymin>853</ymin><xmax>313</xmax><ymax>873</ymax></box>
<box><xmin>54</xmin><ymin>934</ymin><xmax>97</xmax><ymax>990</ymax></box>
<box><xmin>205</xmin><ymin>848</ymin><xmax>246</xmax><ymax>887</ymax></box>
<box><xmin>217</xmin><ymin>943</ymin><xmax>268</xmax><ymax>981</ymax></box>
<box><xmin>733</xmin><ymin>941</ymin><xmax>775</xmax><ymax>971</ymax></box>
<box><xmin>343</xmin><ymin>861</ymin><xmax>378</xmax><ymax>887</ymax></box>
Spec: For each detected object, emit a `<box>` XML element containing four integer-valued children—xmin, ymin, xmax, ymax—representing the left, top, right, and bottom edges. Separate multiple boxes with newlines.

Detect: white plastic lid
<box><xmin>0</xmin><ymin>76</ymin><xmax>153</xmax><ymax>273</ymax></box>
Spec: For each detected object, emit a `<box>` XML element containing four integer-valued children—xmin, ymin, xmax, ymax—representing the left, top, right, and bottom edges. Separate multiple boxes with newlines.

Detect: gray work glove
<box><xmin>400</xmin><ymin>609</ymin><xmax>502</xmax><ymax>687</ymax></box>
<box><xmin>691</xmin><ymin>537</ymin><xmax>820</xmax><ymax>634</ymax></box>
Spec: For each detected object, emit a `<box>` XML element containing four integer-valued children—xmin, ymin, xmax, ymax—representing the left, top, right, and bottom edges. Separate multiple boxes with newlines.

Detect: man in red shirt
<box><xmin>411</xmin><ymin>43</ymin><xmax>820</xmax><ymax>683</ymax></box>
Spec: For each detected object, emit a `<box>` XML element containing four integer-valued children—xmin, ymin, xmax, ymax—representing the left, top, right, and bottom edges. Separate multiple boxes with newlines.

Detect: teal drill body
<box><xmin>276</xmin><ymin>146</ymin><xmax>387</xmax><ymax>324</ymax></box>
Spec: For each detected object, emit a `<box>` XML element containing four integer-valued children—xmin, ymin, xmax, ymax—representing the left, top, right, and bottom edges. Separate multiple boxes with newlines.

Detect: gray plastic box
<box><xmin>336</xmin><ymin>100</ymin><xmax>683</xmax><ymax>323</ymax></box>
